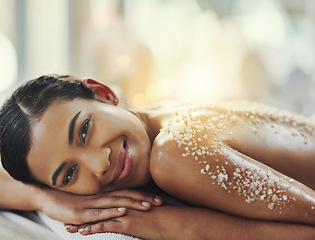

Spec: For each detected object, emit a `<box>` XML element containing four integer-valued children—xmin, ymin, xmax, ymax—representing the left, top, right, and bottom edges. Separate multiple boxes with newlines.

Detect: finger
<box><xmin>87</xmin><ymin>196</ymin><xmax>155</xmax><ymax>211</ymax></box>
<box><xmin>66</xmin><ymin>222</ymin><xmax>93</xmax><ymax>233</ymax></box>
<box><xmin>66</xmin><ymin>221</ymin><xmax>99</xmax><ymax>233</ymax></box>
<box><xmin>78</xmin><ymin>220</ymin><xmax>123</xmax><ymax>236</ymax></box>
<box><xmin>69</xmin><ymin>207</ymin><xmax>126</xmax><ymax>225</ymax></box>
<box><xmin>65</xmin><ymin>224</ymin><xmax>81</xmax><ymax>233</ymax></box>
<box><xmin>100</xmin><ymin>189</ymin><xmax>163</xmax><ymax>206</ymax></box>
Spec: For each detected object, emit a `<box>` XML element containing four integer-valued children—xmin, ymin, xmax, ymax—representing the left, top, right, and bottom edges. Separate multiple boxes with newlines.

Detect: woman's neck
<box><xmin>130</xmin><ymin>110</ymin><xmax>158</xmax><ymax>144</ymax></box>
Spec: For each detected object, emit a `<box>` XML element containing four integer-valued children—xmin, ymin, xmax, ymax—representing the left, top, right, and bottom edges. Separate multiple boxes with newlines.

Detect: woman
<box><xmin>1</xmin><ymin>75</ymin><xmax>315</xmax><ymax>239</ymax></box>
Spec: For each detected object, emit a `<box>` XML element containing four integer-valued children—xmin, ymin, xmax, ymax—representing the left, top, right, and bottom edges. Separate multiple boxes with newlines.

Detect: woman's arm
<box><xmin>0</xmin><ymin>163</ymin><xmax>42</xmax><ymax>211</ymax></box>
<box><xmin>68</xmin><ymin>204</ymin><xmax>315</xmax><ymax>240</ymax></box>
<box><xmin>0</xmin><ymin>163</ymin><xmax>162</xmax><ymax>225</ymax></box>
<box><xmin>150</xmin><ymin>116</ymin><xmax>315</xmax><ymax>226</ymax></box>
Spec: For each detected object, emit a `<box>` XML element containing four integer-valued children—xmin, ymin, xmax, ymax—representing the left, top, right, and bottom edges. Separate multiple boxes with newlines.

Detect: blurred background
<box><xmin>1</xmin><ymin>0</ymin><xmax>315</xmax><ymax>115</ymax></box>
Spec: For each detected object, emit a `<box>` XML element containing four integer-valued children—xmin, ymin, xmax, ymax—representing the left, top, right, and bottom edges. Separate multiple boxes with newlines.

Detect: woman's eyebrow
<box><xmin>69</xmin><ymin>111</ymin><xmax>81</xmax><ymax>145</ymax></box>
<box><xmin>52</xmin><ymin>162</ymin><xmax>66</xmax><ymax>186</ymax></box>
<box><xmin>51</xmin><ymin>111</ymin><xmax>81</xmax><ymax>186</ymax></box>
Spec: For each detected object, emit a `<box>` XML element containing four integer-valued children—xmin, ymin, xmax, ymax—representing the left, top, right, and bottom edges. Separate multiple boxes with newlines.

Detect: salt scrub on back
<box><xmin>161</xmin><ymin>101</ymin><xmax>315</xmax><ymax>214</ymax></box>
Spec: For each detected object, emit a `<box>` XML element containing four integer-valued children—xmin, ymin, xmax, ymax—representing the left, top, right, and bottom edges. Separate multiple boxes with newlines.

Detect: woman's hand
<box><xmin>66</xmin><ymin>205</ymin><xmax>176</xmax><ymax>240</ymax></box>
<box><xmin>35</xmin><ymin>187</ymin><xmax>162</xmax><ymax>225</ymax></box>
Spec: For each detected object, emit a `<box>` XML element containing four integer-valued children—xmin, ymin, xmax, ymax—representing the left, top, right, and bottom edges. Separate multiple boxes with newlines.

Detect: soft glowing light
<box><xmin>116</xmin><ymin>54</ymin><xmax>131</xmax><ymax>69</ymax></box>
<box><xmin>89</xmin><ymin>0</ymin><xmax>117</xmax><ymax>28</ymax></box>
<box><xmin>177</xmin><ymin>65</ymin><xmax>222</xmax><ymax>101</ymax></box>
<box><xmin>190</xmin><ymin>72</ymin><xmax>209</xmax><ymax>89</ymax></box>
<box><xmin>132</xmin><ymin>93</ymin><xmax>148</xmax><ymax>108</ymax></box>
<box><xmin>145</xmin><ymin>83</ymin><xmax>160</xmax><ymax>102</ymax></box>
<box><xmin>0</xmin><ymin>34</ymin><xmax>17</xmax><ymax>92</ymax></box>
<box><xmin>237</xmin><ymin>1</ymin><xmax>286</xmax><ymax>46</ymax></box>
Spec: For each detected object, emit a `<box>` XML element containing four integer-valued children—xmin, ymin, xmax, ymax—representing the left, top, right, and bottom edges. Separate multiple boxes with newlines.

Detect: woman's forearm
<box><xmin>0</xmin><ymin>164</ymin><xmax>163</xmax><ymax>226</ymax></box>
<box><xmin>0</xmin><ymin>165</ymin><xmax>42</xmax><ymax>211</ymax></box>
<box><xmin>152</xmin><ymin>138</ymin><xmax>315</xmax><ymax>226</ymax></box>
<box><xmin>72</xmin><ymin>204</ymin><xmax>315</xmax><ymax>240</ymax></box>
<box><xmin>166</xmin><ymin>206</ymin><xmax>315</xmax><ymax>240</ymax></box>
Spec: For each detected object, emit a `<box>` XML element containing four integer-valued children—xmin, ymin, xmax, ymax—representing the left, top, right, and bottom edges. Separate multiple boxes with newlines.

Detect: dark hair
<box><xmin>0</xmin><ymin>75</ymin><xmax>95</xmax><ymax>184</ymax></box>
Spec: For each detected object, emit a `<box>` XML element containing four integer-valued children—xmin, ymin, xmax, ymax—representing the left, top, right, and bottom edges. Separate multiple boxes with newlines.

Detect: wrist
<box><xmin>32</xmin><ymin>184</ymin><xmax>51</xmax><ymax>211</ymax></box>
<box><xmin>154</xmin><ymin>205</ymin><xmax>189</xmax><ymax>240</ymax></box>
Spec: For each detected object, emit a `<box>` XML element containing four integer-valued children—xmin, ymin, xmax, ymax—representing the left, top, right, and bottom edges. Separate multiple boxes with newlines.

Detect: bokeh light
<box><xmin>0</xmin><ymin>34</ymin><xmax>17</xmax><ymax>92</ymax></box>
<box><xmin>1</xmin><ymin>0</ymin><xmax>315</xmax><ymax>115</ymax></box>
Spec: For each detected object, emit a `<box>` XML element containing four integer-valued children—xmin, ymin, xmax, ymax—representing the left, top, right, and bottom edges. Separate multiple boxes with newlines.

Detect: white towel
<box><xmin>38</xmin><ymin>212</ymin><xmax>140</xmax><ymax>240</ymax></box>
<box><xmin>0</xmin><ymin>211</ymin><xmax>61</xmax><ymax>240</ymax></box>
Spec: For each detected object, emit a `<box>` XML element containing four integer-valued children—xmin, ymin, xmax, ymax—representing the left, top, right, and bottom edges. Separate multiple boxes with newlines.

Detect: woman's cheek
<box><xmin>68</xmin><ymin>176</ymin><xmax>101</xmax><ymax>195</ymax></box>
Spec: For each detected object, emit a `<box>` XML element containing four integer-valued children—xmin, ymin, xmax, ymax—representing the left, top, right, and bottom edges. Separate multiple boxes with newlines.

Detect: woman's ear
<box><xmin>82</xmin><ymin>78</ymin><xmax>118</xmax><ymax>105</ymax></box>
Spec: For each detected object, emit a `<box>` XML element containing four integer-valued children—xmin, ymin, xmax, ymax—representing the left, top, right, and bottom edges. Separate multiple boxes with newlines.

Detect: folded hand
<box><xmin>37</xmin><ymin>187</ymin><xmax>162</xmax><ymax>225</ymax></box>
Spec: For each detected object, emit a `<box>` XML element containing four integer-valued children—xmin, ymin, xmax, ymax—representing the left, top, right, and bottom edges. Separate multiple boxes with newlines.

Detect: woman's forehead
<box><xmin>36</xmin><ymin>98</ymin><xmax>97</xmax><ymax>122</ymax></box>
<box><xmin>29</xmin><ymin>99</ymin><xmax>94</xmax><ymax>146</ymax></box>
<box><xmin>28</xmin><ymin>99</ymin><xmax>107</xmax><ymax>160</ymax></box>
<box><xmin>46</xmin><ymin>98</ymin><xmax>92</xmax><ymax>112</ymax></box>
<box><xmin>27</xmin><ymin>103</ymin><xmax>73</xmax><ymax>185</ymax></box>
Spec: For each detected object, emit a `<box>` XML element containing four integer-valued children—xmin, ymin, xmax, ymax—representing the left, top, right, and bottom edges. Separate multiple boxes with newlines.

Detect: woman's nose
<box><xmin>82</xmin><ymin>147</ymin><xmax>111</xmax><ymax>177</ymax></box>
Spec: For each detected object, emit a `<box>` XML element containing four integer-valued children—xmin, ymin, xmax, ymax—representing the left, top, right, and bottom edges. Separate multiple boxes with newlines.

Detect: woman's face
<box><xmin>27</xmin><ymin>98</ymin><xmax>152</xmax><ymax>194</ymax></box>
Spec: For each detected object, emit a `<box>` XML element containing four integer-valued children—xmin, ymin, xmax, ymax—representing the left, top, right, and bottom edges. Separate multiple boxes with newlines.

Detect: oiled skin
<box><xmin>148</xmin><ymin>102</ymin><xmax>315</xmax><ymax>226</ymax></box>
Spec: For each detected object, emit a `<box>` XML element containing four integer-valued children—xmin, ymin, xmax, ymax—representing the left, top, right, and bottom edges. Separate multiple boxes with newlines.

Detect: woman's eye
<box><xmin>64</xmin><ymin>164</ymin><xmax>78</xmax><ymax>185</ymax></box>
<box><xmin>80</xmin><ymin>118</ymin><xmax>90</xmax><ymax>144</ymax></box>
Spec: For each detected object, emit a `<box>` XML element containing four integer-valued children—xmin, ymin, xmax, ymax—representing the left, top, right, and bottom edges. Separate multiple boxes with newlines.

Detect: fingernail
<box><xmin>78</xmin><ymin>228</ymin><xmax>86</xmax><ymax>234</ymax></box>
<box><xmin>141</xmin><ymin>201</ymin><xmax>151</xmax><ymax>207</ymax></box>
<box><xmin>65</xmin><ymin>226</ymin><xmax>72</xmax><ymax>231</ymax></box>
<box><xmin>154</xmin><ymin>196</ymin><xmax>162</xmax><ymax>204</ymax></box>
<box><xmin>117</xmin><ymin>207</ymin><xmax>126</xmax><ymax>212</ymax></box>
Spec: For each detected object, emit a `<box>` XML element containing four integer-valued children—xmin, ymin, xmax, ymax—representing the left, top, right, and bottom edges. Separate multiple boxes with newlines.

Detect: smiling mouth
<box><xmin>112</xmin><ymin>140</ymin><xmax>133</xmax><ymax>183</ymax></box>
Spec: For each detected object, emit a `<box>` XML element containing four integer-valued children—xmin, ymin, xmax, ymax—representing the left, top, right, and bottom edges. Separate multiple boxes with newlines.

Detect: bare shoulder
<box><xmin>150</xmin><ymin>130</ymin><xmax>206</xmax><ymax>206</ymax></box>
<box><xmin>149</xmin><ymin>108</ymin><xmax>226</xmax><ymax>203</ymax></box>
<box><xmin>149</xmin><ymin>127</ymin><xmax>184</xmax><ymax>193</ymax></box>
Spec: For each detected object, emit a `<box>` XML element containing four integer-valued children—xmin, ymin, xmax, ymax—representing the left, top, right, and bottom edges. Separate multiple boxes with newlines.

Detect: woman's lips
<box><xmin>112</xmin><ymin>140</ymin><xmax>133</xmax><ymax>183</ymax></box>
